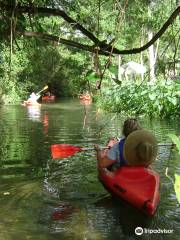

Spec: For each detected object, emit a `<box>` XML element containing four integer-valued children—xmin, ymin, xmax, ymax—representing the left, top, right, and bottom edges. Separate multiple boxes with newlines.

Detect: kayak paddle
<box><xmin>51</xmin><ymin>144</ymin><xmax>108</xmax><ymax>159</ymax></box>
<box><xmin>36</xmin><ymin>85</ymin><xmax>48</xmax><ymax>95</ymax></box>
<box><xmin>51</xmin><ymin>142</ymin><xmax>175</xmax><ymax>159</ymax></box>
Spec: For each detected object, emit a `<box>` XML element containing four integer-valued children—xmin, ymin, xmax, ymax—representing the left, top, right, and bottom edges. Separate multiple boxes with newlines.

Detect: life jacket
<box><xmin>118</xmin><ymin>138</ymin><xmax>126</xmax><ymax>166</ymax></box>
<box><xmin>107</xmin><ymin>138</ymin><xmax>126</xmax><ymax>171</ymax></box>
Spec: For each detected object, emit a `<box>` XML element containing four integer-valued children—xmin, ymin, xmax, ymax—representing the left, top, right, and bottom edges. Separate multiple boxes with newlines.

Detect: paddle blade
<box><xmin>43</xmin><ymin>85</ymin><xmax>48</xmax><ymax>90</ymax></box>
<box><xmin>51</xmin><ymin>144</ymin><xmax>82</xmax><ymax>159</ymax></box>
<box><xmin>36</xmin><ymin>85</ymin><xmax>49</xmax><ymax>95</ymax></box>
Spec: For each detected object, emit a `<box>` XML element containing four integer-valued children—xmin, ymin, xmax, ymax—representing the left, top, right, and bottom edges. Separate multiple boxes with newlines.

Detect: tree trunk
<box><xmin>148</xmin><ymin>31</ymin><xmax>156</xmax><ymax>82</ymax></box>
<box><xmin>117</xmin><ymin>55</ymin><xmax>122</xmax><ymax>81</ymax></box>
<box><xmin>140</xmin><ymin>27</ymin><xmax>144</xmax><ymax>81</ymax></box>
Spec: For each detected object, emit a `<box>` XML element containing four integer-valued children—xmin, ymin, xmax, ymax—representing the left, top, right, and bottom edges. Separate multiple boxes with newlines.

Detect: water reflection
<box><xmin>52</xmin><ymin>203</ymin><xmax>80</xmax><ymax>221</ymax></box>
<box><xmin>43</xmin><ymin>111</ymin><xmax>49</xmax><ymax>135</ymax></box>
<box><xmin>26</xmin><ymin>105</ymin><xmax>41</xmax><ymax>122</ymax></box>
<box><xmin>94</xmin><ymin>196</ymin><xmax>152</xmax><ymax>235</ymax></box>
<box><xmin>0</xmin><ymin>101</ymin><xmax>180</xmax><ymax>240</ymax></box>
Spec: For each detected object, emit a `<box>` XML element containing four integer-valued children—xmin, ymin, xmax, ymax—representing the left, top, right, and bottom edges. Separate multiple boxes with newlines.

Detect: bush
<box><xmin>96</xmin><ymin>79</ymin><xmax>180</xmax><ymax>118</ymax></box>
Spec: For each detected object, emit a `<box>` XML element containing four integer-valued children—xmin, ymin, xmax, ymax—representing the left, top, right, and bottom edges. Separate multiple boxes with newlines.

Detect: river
<box><xmin>0</xmin><ymin>99</ymin><xmax>179</xmax><ymax>240</ymax></box>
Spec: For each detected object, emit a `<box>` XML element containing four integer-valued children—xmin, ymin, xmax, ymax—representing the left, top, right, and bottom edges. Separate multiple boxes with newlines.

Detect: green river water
<box><xmin>0</xmin><ymin>99</ymin><xmax>179</xmax><ymax>240</ymax></box>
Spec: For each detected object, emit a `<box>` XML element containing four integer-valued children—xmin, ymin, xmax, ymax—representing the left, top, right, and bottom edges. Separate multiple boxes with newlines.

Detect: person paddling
<box><xmin>22</xmin><ymin>86</ymin><xmax>48</xmax><ymax>106</ymax></box>
<box><xmin>23</xmin><ymin>92</ymin><xmax>40</xmax><ymax>105</ymax></box>
<box><xmin>94</xmin><ymin>118</ymin><xmax>157</xmax><ymax>176</ymax></box>
<box><xmin>28</xmin><ymin>92</ymin><xmax>40</xmax><ymax>103</ymax></box>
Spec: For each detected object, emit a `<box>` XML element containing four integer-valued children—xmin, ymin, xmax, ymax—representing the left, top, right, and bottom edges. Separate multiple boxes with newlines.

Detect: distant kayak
<box><xmin>42</xmin><ymin>95</ymin><xmax>55</xmax><ymax>101</ymax></box>
<box><xmin>21</xmin><ymin>101</ymin><xmax>41</xmax><ymax>107</ymax></box>
<box><xmin>80</xmin><ymin>99</ymin><xmax>92</xmax><ymax>105</ymax></box>
<box><xmin>79</xmin><ymin>94</ymin><xmax>92</xmax><ymax>101</ymax></box>
<box><xmin>99</xmin><ymin>166</ymin><xmax>160</xmax><ymax>216</ymax></box>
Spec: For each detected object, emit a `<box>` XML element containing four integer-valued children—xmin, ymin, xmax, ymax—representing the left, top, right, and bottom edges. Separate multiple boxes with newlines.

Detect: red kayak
<box><xmin>99</xmin><ymin>166</ymin><xmax>160</xmax><ymax>215</ymax></box>
<box><xmin>79</xmin><ymin>94</ymin><xmax>92</xmax><ymax>101</ymax></box>
<box><xmin>42</xmin><ymin>95</ymin><xmax>55</xmax><ymax>101</ymax></box>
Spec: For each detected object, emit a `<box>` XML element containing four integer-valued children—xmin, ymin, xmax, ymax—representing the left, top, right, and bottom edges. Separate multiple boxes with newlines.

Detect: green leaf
<box><xmin>108</xmin><ymin>65</ymin><xmax>118</xmax><ymax>75</ymax></box>
<box><xmin>141</xmin><ymin>90</ymin><xmax>147</xmax><ymax>95</ymax></box>
<box><xmin>168</xmin><ymin>97</ymin><xmax>177</xmax><ymax>105</ymax></box>
<box><xmin>175</xmin><ymin>80</ymin><xmax>180</xmax><ymax>85</ymax></box>
<box><xmin>174</xmin><ymin>174</ymin><xmax>180</xmax><ymax>204</ymax></box>
<box><xmin>167</xmin><ymin>134</ymin><xmax>180</xmax><ymax>152</ymax></box>
<box><xmin>149</xmin><ymin>93</ymin><xmax>156</xmax><ymax>100</ymax></box>
<box><xmin>86</xmin><ymin>72</ymin><xmax>99</xmax><ymax>81</ymax></box>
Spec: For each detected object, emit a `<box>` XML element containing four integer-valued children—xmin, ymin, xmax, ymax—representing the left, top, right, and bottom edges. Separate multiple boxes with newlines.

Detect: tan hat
<box><xmin>123</xmin><ymin>130</ymin><xmax>158</xmax><ymax>166</ymax></box>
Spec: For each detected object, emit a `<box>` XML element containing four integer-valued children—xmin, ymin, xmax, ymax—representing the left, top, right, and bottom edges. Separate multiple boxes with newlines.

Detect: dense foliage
<box><xmin>0</xmin><ymin>0</ymin><xmax>179</xmax><ymax>118</ymax></box>
<box><xmin>96</xmin><ymin>79</ymin><xmax>180</xmax><ymax>118</ymax></box>
<box><xmin>167</xmin><ymin>134</ymin><xmax>180</xmax><ymax>204</ymax></box>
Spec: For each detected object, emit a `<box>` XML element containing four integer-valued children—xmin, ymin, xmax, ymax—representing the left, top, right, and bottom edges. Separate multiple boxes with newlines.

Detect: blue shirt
<box><xmin>107</xmin><ymin>138</ymin><xmax>126</xmax><ymax>167</ymax></box>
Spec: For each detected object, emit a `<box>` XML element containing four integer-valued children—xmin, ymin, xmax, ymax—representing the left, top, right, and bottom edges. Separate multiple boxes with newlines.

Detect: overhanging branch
<box><xmin>0</xmin><ymin>2</ymin><xmax>179</xmax><ymax>55</ymax></box>
<box><xmin>20</xmin><ymin>31</ymin><xmax>110</xmax><ymax>55</ymax></box>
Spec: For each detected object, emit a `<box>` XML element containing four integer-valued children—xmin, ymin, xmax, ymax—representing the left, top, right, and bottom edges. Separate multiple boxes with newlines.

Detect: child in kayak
<box><xmin>94</xmin><ymin>118</ymin><xmax>157</xmax><ymax>176</ymax></box>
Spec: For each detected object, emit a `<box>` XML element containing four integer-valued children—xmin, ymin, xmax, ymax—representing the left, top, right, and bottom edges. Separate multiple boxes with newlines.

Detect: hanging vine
<box><xmin>95</xmin><ymin>0</ymin><xmax>128</xmax><ymax>89</ymax></box>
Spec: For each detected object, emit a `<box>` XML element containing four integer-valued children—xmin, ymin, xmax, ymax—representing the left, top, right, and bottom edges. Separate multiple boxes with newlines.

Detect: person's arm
<box><xmin>94</xmin><ymin>144</ymin><xmax>116</xmax><ymax>169</ymax></box>
<box><xmin>35</xmin><ymin>94</ymin><xmax>40</xmax><ymax>101</ymax></box>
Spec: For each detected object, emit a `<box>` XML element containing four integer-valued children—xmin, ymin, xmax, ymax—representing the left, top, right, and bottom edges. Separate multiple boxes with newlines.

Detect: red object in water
<box><xmin>42</xmin><ymin>95</ymin><xmax>55</xmax><ymax>101</ymax></box>
<box><xmin>52</xmin><ymin>211</ymin><xmax>62</xmax><ymax>220</ymax></box>
<box><xmin>99</xmin><ymin>166</ymin><xmax>160</xmax><ymax>216</ymax></box>
<box><xmin>51</xmin><ymin>144</ymin><xmax>83</xmax><ymax>159</ymax></box>
<box><xmin>52</xmin><ymin>204</ymin><xmax>79</xmax><ymax>221</ymax></box>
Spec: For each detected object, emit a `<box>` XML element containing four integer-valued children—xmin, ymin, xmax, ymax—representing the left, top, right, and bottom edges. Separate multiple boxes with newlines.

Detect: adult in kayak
<box><xmin>95</xmin><ymin>118</ymin><xmax>142</xmax><ymax>173</ymax></box>
<box><xmin>94</xmin><ymin>118</ymin><xmax>157</xmax><ymax>175</ymax></box>
<box><xmin>79</xmin><ymin>91</ymin><xmax>92</xmax><ymax>101</ymax></box>
<box><xmin>42</xmin><ymin>91</ymin><xmax>55</xmax><ymax>101</ymax></box>
<box><xmin>22</xmin><ymin>92</ymin><xmax>40</xmax><ymax>106</ymax></box>
<box><xmin>27</xmin><ymin>92</ymin><xmax>40</xmax><ymax>103</ymax></box>
<box><xmin>96</xmin><ymin>129</ymin><xmax>159</xmax><ymax>215</ymax></box>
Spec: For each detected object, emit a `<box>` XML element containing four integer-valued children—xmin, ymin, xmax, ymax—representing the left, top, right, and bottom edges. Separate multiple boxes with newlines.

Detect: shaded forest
<box><xmin>0</xmin><ymin>0</ymin><xmax>179</xmax><ymax>117</ymax></box>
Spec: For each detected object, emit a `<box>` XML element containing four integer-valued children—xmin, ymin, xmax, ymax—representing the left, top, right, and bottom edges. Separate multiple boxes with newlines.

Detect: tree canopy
<box><xmin>0</xmin><ymin>1</ymin><xmax>179</xmax><ymax>55</ymax></box>
<box><xmin>0</xmin><ymin>0</ymin><xmax>179</xmax><ymax>118</ymax></box>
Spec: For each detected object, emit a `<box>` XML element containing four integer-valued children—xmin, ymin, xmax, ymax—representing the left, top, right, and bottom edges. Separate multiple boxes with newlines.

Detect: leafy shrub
<box><xmin>97</xmin><ymin>79</ymin><xmax>180</xmax><ymax>118</ymax></box>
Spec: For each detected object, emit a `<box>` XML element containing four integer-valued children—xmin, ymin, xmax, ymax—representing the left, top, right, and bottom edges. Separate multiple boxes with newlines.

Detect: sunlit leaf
<box><xmin>167</xmin><ymin>134</ymin><xmax>180</xmax><ymax>152</ymax></box>
<box><xmin>168</xmin><ymin>97</ymin><xmax>177</xmax><ymax>105</ymax></box>
<box><xmin>174</xmin><ymin>174</ymin><xmax>180</xmax><ymax>204</ymax></box>
<box><xmin>149</xmin><ymin>93</ymin><xmax>156</xmax><ymax>100</ymax></box>
<box><xmin>140</xmin><ymin>90</ymin><xmax>147</xmax><ymax>95</ymax></box>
